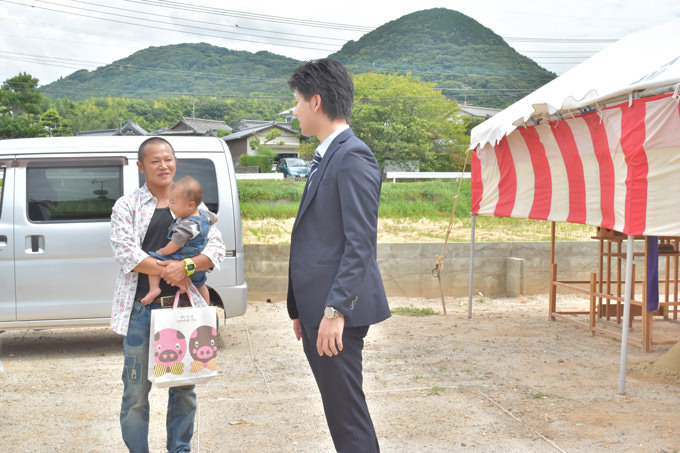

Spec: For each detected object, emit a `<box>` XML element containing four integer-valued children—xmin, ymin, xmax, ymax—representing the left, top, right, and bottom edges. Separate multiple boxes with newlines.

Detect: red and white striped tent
<box><xmin>470</xmin><ymin>19</ymin><xmax>680</xmax><ymax>233</ymax></box>
<box><xmin>468</xmin><ymin>18</ymin><xmax>680</xmax><ymax>392</ymax></box>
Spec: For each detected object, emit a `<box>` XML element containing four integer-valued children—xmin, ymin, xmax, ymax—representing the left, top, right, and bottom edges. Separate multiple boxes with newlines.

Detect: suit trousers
<box><xmin>300</xmin><ymin>322</ymin><xmax>379</xmax><ymax>453</ymax></box>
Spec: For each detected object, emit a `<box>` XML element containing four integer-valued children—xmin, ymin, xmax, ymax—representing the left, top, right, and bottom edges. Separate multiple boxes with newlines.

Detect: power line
<box><xmin>68</xmin><ymin>0</ymin><xmax>349</xmax><ymax>44</ymax></box>
<box><xmin>504</xmin><ymin>37</ymin><xmax>618</xmax><ymax>43</ymax></box>
<box><xmin>125</xmin><ymin>0</ymin><xmax>375</xmax><ymax>32</ymax></box>
<box><xmin>1</xmin><ymin>0</ymin><xmax>338</xmax><ymax>53</ymax></box>
<box><xmin>32</xmin><ymin>0</ymin><xmax>340</xmax><ymax>49</ymax></box>
<box><xmin>1</xmin><ymin>0</ymin><xmax>630</xmax><ymax>89</ymax></box>
<box><xmin>3</xmin><ymin>0</ymin><xmax>622</xmax><ymax>54</ymax></box>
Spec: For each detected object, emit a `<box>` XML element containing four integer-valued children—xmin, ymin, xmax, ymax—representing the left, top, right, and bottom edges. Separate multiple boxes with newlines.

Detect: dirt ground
<box><xmin>1</xmin><ymin>295</ymin><xmax>680</xmax><ymax>452</ymax></box>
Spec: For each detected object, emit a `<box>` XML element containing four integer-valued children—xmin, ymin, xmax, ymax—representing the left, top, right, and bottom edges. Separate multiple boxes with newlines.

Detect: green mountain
<box><xmin>330</xmin><ymin>8</ymin><xmax>555</xmax><ymax>108</ymax></box>
<box><xmin>40</xmin><ymin>8</ymin><xmax>555</xmax><ymax>108</ymax></box>
<box><xmin>40</xmin><ymin>43</ymin><xmax>300</xmax><ymax>101</ymax></box>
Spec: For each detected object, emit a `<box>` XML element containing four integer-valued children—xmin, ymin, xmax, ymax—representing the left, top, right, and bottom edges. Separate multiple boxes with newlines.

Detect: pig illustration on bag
<box><xmin>154</xmin><ymin>328</ymin><xmax>187</xmax><ymax>377</ymax></box>
<box><xmin>189</xmin><ymin>325</ymin><xmax>218</xmax><ymax>373</ymax></box>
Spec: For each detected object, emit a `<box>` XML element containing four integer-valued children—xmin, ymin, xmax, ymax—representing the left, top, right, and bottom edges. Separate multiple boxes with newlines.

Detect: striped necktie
<box><xmin>308</xmin><ymin>150</ymin><xmax>322</xmax><ymax>184</ymax></box>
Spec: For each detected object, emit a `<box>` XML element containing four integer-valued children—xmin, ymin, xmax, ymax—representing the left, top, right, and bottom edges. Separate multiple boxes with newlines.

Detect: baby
<box><xmin>142</xmin><ymin>176</ymin><xmax>217</xmax><ymax>305</ymax></box>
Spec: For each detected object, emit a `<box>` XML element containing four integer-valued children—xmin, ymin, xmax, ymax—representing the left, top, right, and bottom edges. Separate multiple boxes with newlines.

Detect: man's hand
<box><xmin>316</xmin><ymin>316</ymin><xmax>345</xmax><ymax>357</ymax></box>
<box><xmin>159</xmin><ymin>260</ymin><xmax>189</xmax><ymax>290</ymax></box>
<box><xmin>158</xmin><ymin>259</ymin><xmax>184</xmax><ymax>284</ymax></box>
<box><xmin>293</xmin><ymin>319</ymin><xmax>302</xmax><ymax>341</ymax></box>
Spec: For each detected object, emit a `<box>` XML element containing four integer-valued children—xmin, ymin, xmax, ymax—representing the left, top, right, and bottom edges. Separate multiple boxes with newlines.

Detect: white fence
<box><xmin>236</xmin><ymin>171</ymin><xmax>471</xmax><ymax>182</ymax></box>
<box><xmin>235</xmin><ymin>173</ymin><xmax>284</xmax><ymax>180</ymax></box>
<box><xmin>385</xmin><ymin>171</ymin><xmax>471</xmax><ymax>183</ymax></box>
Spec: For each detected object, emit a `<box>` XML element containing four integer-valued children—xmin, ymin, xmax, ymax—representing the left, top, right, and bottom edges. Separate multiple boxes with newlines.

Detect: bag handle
<box><xmin>172</xmin><ymin>289</ymin><xmax>195</xmax><ymax>309</ymax></box>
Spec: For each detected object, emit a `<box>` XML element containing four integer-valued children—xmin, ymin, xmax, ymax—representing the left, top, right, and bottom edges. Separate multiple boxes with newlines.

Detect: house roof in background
<box><xmin>76</xmin><ymin>120</ymin><xmax>147</xmax><ymax>136</ymax></box>
<box><xmin>460</xmin><ymin>105</ymin><xmax>501</xmax><ymax>119</ymax></box>
<box><xmin>223</xmin><ymin>121</ymin><xmax>298</xmax><ymax>141</ymax></box>
<box><xmin>156</xmin><ymin>117</ymin><xmax>232</xmax><ymax>136</ymax></box>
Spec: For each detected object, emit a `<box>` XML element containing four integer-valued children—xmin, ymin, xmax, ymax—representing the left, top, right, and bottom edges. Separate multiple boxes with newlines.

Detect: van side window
<box><xmin>27</xmin><ymin>165</ymin><xmax>123</xmax><ymax>222</ymax></box>
<box><xmin>139</xmin><ymin>159</ymin><xmax>219</xmax><ymax>212</ymax></box>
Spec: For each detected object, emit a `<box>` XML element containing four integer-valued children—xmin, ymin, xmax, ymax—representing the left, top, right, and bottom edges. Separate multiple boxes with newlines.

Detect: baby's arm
<box><xmin>156</xmin><ymin>240</ymin><xmax>181</xmax><ymax>257</ymax></box>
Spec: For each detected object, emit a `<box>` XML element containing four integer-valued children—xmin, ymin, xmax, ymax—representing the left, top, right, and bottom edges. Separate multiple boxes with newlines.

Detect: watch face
<box><xmin>188</xmin><ymin>264</ymin><xmax>195</xmax><ymax>271</ymax></box>
<box><xmin>324</xmin><ymin>307</ymin><xmax>335</xmax><ymax>318</ymax></box>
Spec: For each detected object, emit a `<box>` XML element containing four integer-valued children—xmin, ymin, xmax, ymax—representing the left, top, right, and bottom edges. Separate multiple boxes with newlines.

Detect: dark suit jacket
<box><xmin>287</xmin><ymin>128</ymin><xmax>391</xmax><ymax>328</ymax></box>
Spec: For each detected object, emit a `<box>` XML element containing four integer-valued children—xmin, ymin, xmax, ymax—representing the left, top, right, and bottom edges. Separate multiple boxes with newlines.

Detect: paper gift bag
<box><xmin>148</xmin><ymin>290</ymin><xmax>218</xmax><ymax>388</ymax></box>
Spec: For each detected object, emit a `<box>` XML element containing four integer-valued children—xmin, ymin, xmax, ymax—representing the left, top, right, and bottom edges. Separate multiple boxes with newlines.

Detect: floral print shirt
<box><xmin>109</xmin><ymin>184</ymin><xmax>226</xmax><ymax>335</ymax></box>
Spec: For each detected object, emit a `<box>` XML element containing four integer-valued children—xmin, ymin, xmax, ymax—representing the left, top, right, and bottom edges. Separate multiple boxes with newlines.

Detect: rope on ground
<box><xmin>432</xmin><ymin>148</ymin><xmax>472</xmax><ymax>315</ymax></box>
<box><xmin>245</xmin><ymin>324</ymin><xmax>271</xmax><ymax>396</ymax></box>
<box><xmin>477</xmin><ymin>390</ymin><xmax>566</xmax><ymax>453</ymax></box>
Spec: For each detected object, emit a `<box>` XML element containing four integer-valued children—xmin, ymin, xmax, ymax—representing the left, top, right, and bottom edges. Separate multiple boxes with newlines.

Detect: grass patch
<box><xmin>428</xmin><ymin>386</ymin><xmax>446</xmax><ymax>396</ymax></box>
<box><xmin>529</xmin><ymin>391</ymin><xmax>550</xmax><ymax>400</ymax></box>
<box><xmin>238</xmin><ymin>179</ymin><xmax>466</xmax><ymax>220</ymax></box>
<box><xmin>237</xmin><ymin>179</ymin><xmax>595</xmax><ymax>242</ymax></box>
<box><xmin>391</xmin><ymin>306</ymin><xmax>438</xmax><ymax>316</ymax></box>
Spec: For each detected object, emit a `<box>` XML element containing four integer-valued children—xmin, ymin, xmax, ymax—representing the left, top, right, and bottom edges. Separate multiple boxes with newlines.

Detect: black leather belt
<box><xmin>152</xmin><ymin>293</ymin><xmax>192</xmax><ymax>308</ymax></box>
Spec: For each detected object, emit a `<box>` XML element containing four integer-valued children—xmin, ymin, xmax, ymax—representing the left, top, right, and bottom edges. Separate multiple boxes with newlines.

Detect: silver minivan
<box><xmin>0</xmin><ymin>136</ymin><xmax>247</xmax><ymax>330</ymax></box>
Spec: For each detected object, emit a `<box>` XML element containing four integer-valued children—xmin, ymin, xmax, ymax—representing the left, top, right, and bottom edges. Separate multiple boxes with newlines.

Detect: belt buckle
<box><xmin>159</xmin><ymin>295</ymin><xmax>174</xmax><ymax>308</ymax></box>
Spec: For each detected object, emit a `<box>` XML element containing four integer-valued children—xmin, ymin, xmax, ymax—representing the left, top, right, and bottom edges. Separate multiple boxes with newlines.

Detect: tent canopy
<box><xmin>469</xmin><ymin>18</ymin><xmax>680</xmax><ymax>236</ymax></box>
<box><xmin>471</xmin><ymin>18</ymin><xmax>680</xmax><ymax>150</ymax></box>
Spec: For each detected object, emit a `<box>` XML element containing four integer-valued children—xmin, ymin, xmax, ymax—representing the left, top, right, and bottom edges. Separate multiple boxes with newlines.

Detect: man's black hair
<box><xmin>288</xmin><ymin>59</ymin><xmax>354</xmax><ymax>122</ymax></box>
<box><xmin>138</xmin><ymin>136</ymin><xmax>175</xmax><ymax>162</ymax></box>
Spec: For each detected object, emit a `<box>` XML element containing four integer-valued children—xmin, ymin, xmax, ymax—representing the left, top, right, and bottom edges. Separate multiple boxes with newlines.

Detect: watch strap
<box><xmin>183</xmin><ymin>258</ymin><xmax>196</xmax><ymax>276</ymax></box>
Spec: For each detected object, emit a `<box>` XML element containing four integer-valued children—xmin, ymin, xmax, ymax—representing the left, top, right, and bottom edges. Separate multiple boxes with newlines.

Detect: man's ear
<box><xmin>136</xmin><ymin>160</ymin><xmax>145</xmax><ymax>174</ymax></box>
<box><xmin>312</xmin><ymin>94</ymin><xmax>322</xmax><ymax>112</ymax></box>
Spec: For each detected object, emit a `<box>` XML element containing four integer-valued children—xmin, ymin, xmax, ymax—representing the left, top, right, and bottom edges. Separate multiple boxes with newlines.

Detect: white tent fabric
<box><xmin>471</xmin><ymin>18</ymin><xmax>680</xmax><ymax>150</ymax></box>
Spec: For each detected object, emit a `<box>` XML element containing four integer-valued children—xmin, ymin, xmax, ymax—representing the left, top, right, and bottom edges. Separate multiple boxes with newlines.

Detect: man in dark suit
<box><xmin>286</xmin><ymin>59</ymin><xmax>391</xmax><ymax>452</ymax></box>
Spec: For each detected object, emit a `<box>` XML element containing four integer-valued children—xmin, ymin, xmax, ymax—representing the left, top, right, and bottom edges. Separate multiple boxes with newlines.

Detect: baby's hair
<box><xmin>172</xmin><ymin>176</ymin><xmax>203</xmax><ymax>204</ymax></box>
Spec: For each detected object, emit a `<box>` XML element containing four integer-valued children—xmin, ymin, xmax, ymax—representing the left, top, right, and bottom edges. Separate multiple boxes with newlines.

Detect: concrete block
<box><xmin>506</xmin><ymin>257</ymin><xmax>525</xmax><ymax>297</ymax></box>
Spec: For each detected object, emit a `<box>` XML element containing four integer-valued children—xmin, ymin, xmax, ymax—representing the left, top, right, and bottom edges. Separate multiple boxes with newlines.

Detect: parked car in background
<box><xmin>275</xmin><ymin>157</ymin><xmax>309</xmax><ymax>178</ymax></box>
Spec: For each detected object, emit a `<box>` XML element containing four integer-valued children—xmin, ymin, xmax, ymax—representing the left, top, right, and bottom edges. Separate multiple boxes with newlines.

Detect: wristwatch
<box><xmin>324</xmin><ymin>306</ymin><xmax>344</xmax><ymax>319</ymax></box>
<box><xmin>183</xmin><ymin>258</ymin><xmax>196</xmax><ymax>277</ymax></box>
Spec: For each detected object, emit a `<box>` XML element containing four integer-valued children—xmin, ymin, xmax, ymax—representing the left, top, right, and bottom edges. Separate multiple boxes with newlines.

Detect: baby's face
<box><xmin>168</xmin><ymin>188</ymin><xmax>195</xmax><ymax>219</ymax></box>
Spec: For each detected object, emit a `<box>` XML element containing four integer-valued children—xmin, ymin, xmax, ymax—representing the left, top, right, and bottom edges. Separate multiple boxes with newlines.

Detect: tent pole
<box><xmin>618</xmin><ymin>235</ymin><xmax>635</xmax><ymax>394</ymax></box>
<box><xmin>468</xmin><ymin>214</ymin><xmax>476</xmax><ymax>319</ymax></box>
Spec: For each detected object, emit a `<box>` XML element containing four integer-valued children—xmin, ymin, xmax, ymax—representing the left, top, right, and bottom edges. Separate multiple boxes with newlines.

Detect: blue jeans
<box><xmin>120</xmin><ymin>300</ymin><xmax>196</xmax><ymax>453</ymax></box>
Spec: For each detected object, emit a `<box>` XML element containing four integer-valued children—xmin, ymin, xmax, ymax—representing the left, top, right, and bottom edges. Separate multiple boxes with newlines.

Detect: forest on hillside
<box><xmin>1</xmin><ymin>72</ymin><xmax>477</xmax><ymax>173</ymax></box>
<box><xmin>331</xmin><ymin>8</ymin><xmax>555</xmax><ymax>108</ymax></box>
<box><xmin>38</xmin><ymin>9</ymin><xmax>555</xmax><ymax>109</ymax></box>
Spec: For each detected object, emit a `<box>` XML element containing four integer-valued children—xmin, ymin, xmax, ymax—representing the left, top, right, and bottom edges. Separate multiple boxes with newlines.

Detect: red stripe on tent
<box><xmin>493</xmin><ymin>136</ymin><xmax>517</xmax><ymax>217</ymax></box>
<box><xmin>519</xmin><ymin>127</ymin><xmax>552</xmax><ymax>220</ymax></box>
<box><xmin>583</xmin><ymin>111</ymin><xmax>615</xmax><ymax>229</ymax></box>
<box><xmin>621</xmin><ymin>100</ymin><xmax>648</xmax><ymax>235</ymax></box>
<box><xmin>470</xmin><ymin>148</ymin><xmax>482</xmax><ymax>215</ymax></box>
<box><xmin>551</xmin><ymin>120</ymin><xmax>587</xmax><ymax>224</ymax></box>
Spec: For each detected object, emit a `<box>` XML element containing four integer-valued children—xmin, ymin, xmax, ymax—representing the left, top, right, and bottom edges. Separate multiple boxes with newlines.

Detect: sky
<box><xmin>1</xmin><ymin>0</ymin><xmax>679</xmax><ymax>88</ymax></box>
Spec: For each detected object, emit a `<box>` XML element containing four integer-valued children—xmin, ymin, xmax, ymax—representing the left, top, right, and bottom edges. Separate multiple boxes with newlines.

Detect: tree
<box><xmin>0</xmin><ymin>73</ymin><xmax>43</xmax><ymax>117</ymax></box>
<box><xmin>0</xmin><ymin>114</ymin><xmax>45</xmax><ymax>138</ymax></box>
<box><xmin>40</xmin><ymin>108</ymin><xmax>73</xmax><ymax>137</ymax></box>
<box><xmin>194</xmin><ymin>99</ymin><xmax>230</xmax><ymax>121</ymax></box>
<box><xmin>264</xmin><ymin>129</ymin><xmax>282</xmax><ymax>145</ymax></box>
<box><xmin>0</xmin><ymin>73</ymin><xmax>46</xmax><ymax>138</ymax></box>
<box><xmin>351</xmin><ymin>73</ymin><xmax>468</xmax><ymax>171</ymax></box>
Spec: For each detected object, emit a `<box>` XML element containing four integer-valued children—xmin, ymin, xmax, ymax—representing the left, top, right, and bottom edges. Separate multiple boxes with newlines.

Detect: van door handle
<box><xmin>25</xmin><ymin>235</ymin><xmax>44</xmax><ymax>254</ymax></box>
<box><xmin>0</xmin><ymin>235</ymin><xmax>6</xmax><ymax>250</ymax></box>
